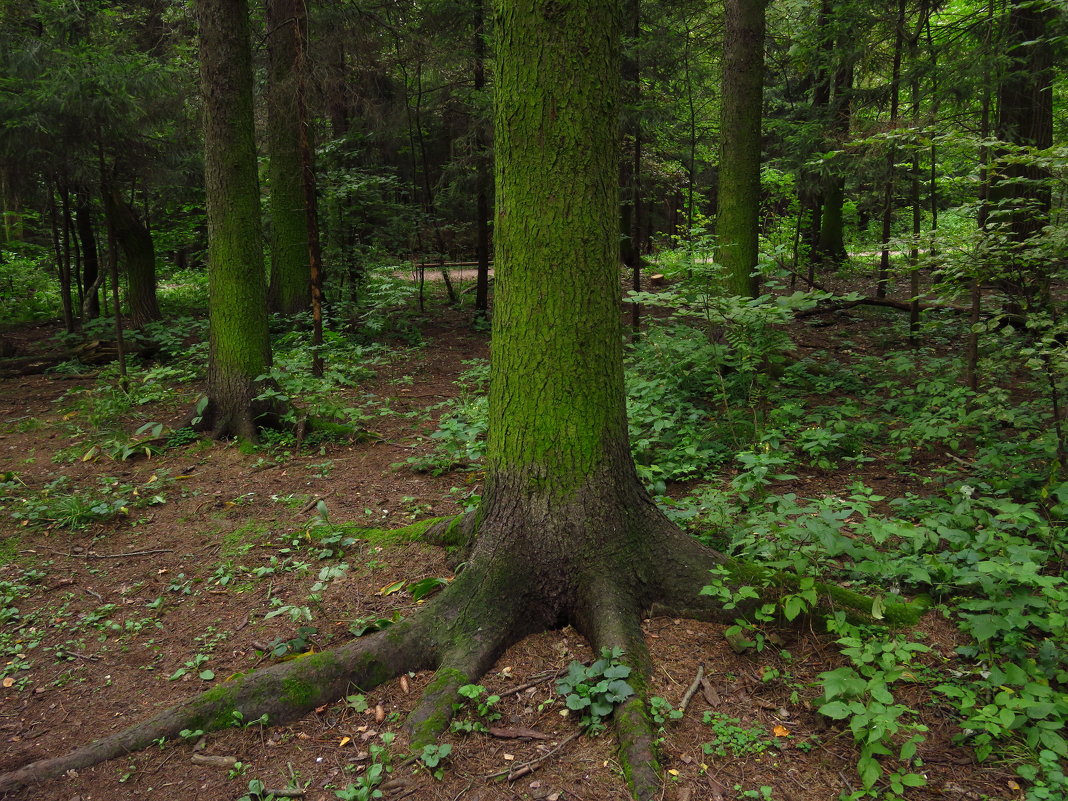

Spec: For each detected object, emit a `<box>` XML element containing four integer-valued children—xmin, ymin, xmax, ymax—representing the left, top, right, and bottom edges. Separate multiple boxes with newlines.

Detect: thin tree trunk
<box><xmin>105</xmin><ymin>201</ymin><xmax>128</xmax><ymax>389</ymax></box>
<box><xmin>908</xmin><ymin>14</ymin><xmax>923</xmax><ymax>345</ymax></box>
<box><xmin>49</xmin><ymin>180</ymin><xmax>75</xmax><ymax>333</ymax></box>
<box><xmin>966</xmin><ymin>0</ymin><xmax>996</xmax><ymax>395</ymax></box>
<box><xmin>76</xmin><ymin>195</ymin><xmax>101</xmax><ymax>320</ymax></box>
<box><xmin>876</xmin><ymin>0</ymin><xmax>906</xmax><ymax>299</ymax></box>
<box><xmin>60</xmin><ymin>178</ymin><xmax>77</xmax><ymax>331</ymax></box>
<box><xmin>292</xmin><ymin>0</ymin><xmax>324</xmax><ymax>377</ymax></box>
<box><xmin>473</xmin><ymin>0</ymin><xmax>491</xmax><ymax>323</ymax></box>
<box><xmin>817</xmin><ymin>61</ymin><xmax>851</xmax><ymax>265</ymax></box>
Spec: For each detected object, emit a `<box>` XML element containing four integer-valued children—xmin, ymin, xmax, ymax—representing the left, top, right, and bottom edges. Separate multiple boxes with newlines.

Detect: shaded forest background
<box><xmin>1</xmin><ymin>0</ymin><xmax>1067</xmax><ymax>800</ymax></box>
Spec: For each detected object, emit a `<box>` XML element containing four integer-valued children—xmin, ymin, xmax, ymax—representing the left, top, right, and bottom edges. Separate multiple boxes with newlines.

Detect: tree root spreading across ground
<box><xmin>0</xmin><ymin>502</ymin><xmax>924</xmax><ymax>800</ymax></box>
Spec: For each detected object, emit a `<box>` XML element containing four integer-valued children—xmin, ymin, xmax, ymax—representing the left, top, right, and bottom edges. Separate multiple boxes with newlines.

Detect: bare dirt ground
<box><xmin>0</xmin><ymin>301</ymin><xmax>1020</xmax><ymax>801</ymax></box>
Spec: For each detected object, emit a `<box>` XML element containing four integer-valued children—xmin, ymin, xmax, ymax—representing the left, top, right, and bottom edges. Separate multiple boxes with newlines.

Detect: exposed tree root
<box><xmin>0</xmin><ymin>622</ymin><xmax>435</xmax><ymax>794</ymax></box>
<box><xmin>580</xmin><ymin>581</ymin><xmax>660</xmax><ymax>801</ymax></box>
<box><xmin>0</xmin><ymin>507</ymin><xmax>928</xmax><ymax>799</ymax></box>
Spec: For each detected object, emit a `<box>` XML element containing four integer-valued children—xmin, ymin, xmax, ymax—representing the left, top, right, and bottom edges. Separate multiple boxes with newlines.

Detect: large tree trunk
<box><xmin>266</xmin><ymin>0</ymin><xmax>312</xmax><ymax>316</ymax></box>
<box><xmin>196</xmin><ymin>0</ymin><xmax>278</xmax><ymax>441</ymax></box>
<box><xmin>103</xmin><ymin>185</ymin><xmax>161</xmax><ymax>328</ymax></box>
<box><xmin>716</xmin><ymin>0</ymin><xmax>767</xmax><ymax>298</ymax></box>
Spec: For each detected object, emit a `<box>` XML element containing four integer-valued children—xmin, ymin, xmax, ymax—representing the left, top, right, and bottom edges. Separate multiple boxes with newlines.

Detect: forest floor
<box><xmin>0</xmin><ymin>287</ymin><xmax>1025</xmax><ymax>801</ymax></box>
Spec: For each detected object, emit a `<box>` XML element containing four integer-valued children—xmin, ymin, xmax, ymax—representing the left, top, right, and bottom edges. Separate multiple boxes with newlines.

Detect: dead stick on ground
<box><xmin>486</xmin><ymin>730</ymin><xmax>583</xmax><ymax>781</ymax></box>
<box><xmin>86</xmin><ymin>549</ymin><xmax>174</xmax><ymax>559</ymax></box>
<box><xmin>298</xmin><ymin>491</ymin><xmax>334</xmax><ymax>515</ymax></box>
<box><xmin>678</xmin><ymin>662</ymin><xmax>705</xmax><ymax>717</ymax></box>
<box><xmin>497</xmin><ymin>667</ymin><xmax>569</xmax><ymax>699</ymax></box>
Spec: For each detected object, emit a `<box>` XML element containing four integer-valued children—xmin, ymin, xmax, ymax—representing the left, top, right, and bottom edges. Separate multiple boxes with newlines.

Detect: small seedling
<box><xmin>418</xmin><ymin>743</ymin><xmax>452</xmax><ymax>779</ymax></box>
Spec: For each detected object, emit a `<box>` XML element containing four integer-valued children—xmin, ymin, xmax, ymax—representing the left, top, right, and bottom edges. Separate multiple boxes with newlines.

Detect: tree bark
<box><xmin>48</xmin><ymin>180</ymin><xmax>75</xmax><ymax>333</ymax></box>
<box><xmin>76</xmin><ymin>194</ymin><xmax>101</xmax><ymax>320</ymax></box>
<box><xmin>716</xmin><ymin>0</ymin><xmax>767</xmax><ymax>298</ymax></box>
<box><xmin>816</xmin><ymin>61</ymin><xmax>851</xmax><ymax>266</ymax></box>
<box><xmin>197</xmin><ymin>0</ymin><xmax>278</xmax><ymax>441</ymax></box>
<box><xmin>103</xmin><ymin>185</ymin><xmax>161</xmax><ymax>328</ymax></box>
<box><xmin>267</xmin><ymin>0</ymin><xmax>312</xmax><ymax>316</ymax></box>
<box><xmin>989</xmin><ymin>0</ymin><xmax>1056</xmax><ymax>311</ymax></box>
<box><xmin>876</xmin><ymin>0</ymin><xmax>906</xmax><ymax>299</ymax></box>
<box><xmin>472</xmin><ymin>0</ymin><xmax>492</xmax><ymax>323</ymax></box>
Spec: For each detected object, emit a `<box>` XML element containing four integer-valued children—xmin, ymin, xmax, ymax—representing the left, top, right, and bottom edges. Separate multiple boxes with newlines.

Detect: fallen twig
<box><xmin>678</xmin><ymin>662</ymin><xmax>705</xmax><ymax>717</ymax></box>
<box><xmin>86</xmin><ymin>548</ymin><xmax>174</xmax><ymax>560</ymax></box>
<box><xmin>497</xmin><ymin>667</ymin><xmax>569</xmax><ymax>699</ymax></box>
<box><xmin>189</xmin><ymin>754</ymin><xmax>237</xmax><ymax>768</ymax></box>
<box><xmin>298</xmin><ymin>492</ymin><xmax>334</xmax><ymax>514</ymax></box>
<box><xmin>485</xmin><ymin>730</ymin><xmax>583</xmax><ymax>781</ymax></box>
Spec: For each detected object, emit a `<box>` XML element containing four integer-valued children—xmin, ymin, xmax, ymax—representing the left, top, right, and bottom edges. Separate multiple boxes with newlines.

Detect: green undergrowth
<box><xmin>405</xmin><ymin>262</ymin><xmax>1067</xmax><ymax>797</ymax></box>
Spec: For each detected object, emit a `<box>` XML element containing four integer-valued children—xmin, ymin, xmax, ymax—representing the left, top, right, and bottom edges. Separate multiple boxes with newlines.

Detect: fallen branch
<box><xmin>86</xmin><ymin>548</ymin><xmax>174</xmax><ymax>560</ymax></box>
<box><xmin>677</xmin><ymin>663</ymin><xmax>705</xmax><ymax>717</ymax></box>
<box><xmin>796</xmin><ymin>296</ymin><xmax>971</xmax><ymax>318</ymax></box>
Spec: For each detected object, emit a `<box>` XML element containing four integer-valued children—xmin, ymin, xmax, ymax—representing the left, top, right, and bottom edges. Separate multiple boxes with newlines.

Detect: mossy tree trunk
<box><xmin>716</xmin><ymin>0</ymin><xmax>767</xmax><ymax>298</ymax></box>
<box><xmin>103</xmin><ymin>185</ymin><xmax>161</xmax><ymax>328</ymax></box>
<box><xmin>266</xmin><ymin>0</ymin><xmax>311</xmax><ymax>316</ymax></box>
<box><xmin>196</xmin><ymin>0</ymin><xmax>278</xmax><ymax>441</ymax></box>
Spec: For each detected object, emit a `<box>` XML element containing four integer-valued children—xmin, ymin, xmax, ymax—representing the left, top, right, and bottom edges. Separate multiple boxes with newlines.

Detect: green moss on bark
<box><xmin>197</xmin><ymin>0</ymin><xmax>274</xmax><ymax>440</ymax></box>
<box><xmin>489</xmin><ymin>0</ymin><xmax>624</xmax><ymax>496</ymax></box>
<box><xmin>722</xmin><ymin>557</ymin><xmax>927</xmax><ymax>626</ymax></box>
<box><xmin>407</xmin><ymin>667</ymin><xmax>469</xmax><ymax>749</ymax></box>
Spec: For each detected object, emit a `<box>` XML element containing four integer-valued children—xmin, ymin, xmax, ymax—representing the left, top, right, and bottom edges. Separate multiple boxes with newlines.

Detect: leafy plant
<box><xmin>701</xmin><ymin>713</ymin><xmax>773</xmax><ymax>758</ymax></box>
<box><xmin>815</xmin><ymin>616</ymin><xmax>929</xmax><ymax>796</ymax></box>
<box><xmin>451</xmin><ymin>684</ymin><xmax>501</xmax><ymax>733</ymax></box>
<box><xmin>334</xmin><ymin>732</ymin><xmax>395</xmax><ymax>800</ymax></box>
<box><xmin>556</xmin><ymin>648</ymin><xmax>636</xmax><ymax>732</ymax></box>
<box><xmin>418</xmin><ymin>743</ymin><xmax>452</xmax><ymax>779</ymax></box>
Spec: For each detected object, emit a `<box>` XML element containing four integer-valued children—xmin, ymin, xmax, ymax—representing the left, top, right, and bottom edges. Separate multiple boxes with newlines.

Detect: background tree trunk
<box><xmin>716</xmin><ymin>0</ymin><xmax>767</xmax><ymax>298</ymax></box>
<box><xmin>103</xmin><ymin>185</ymin><xmax>161</xmax><ymax>328</ymax></box>
<box><xmin>197</xmin><ymin>0</ymin><xmax>276</xmax><ymax>441</ymax></box>
<box><xmin>267</xmin><ymin>0</ymin><xmax>312</xmax><ymax>316</ymax></box>
<box><xmin>876</xmin><ymin>0</ymin><xmax>906</xmax><ymax>299</ymax></box>
<box><xmin>76</xmin><ymin>194</ymin><xmax>101</xmax><ymax>320</ymax></box>
<box><xmin>816</xmin><ymin>61</ymin><xmax>852</xmax><ymax>265</ymax></box>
